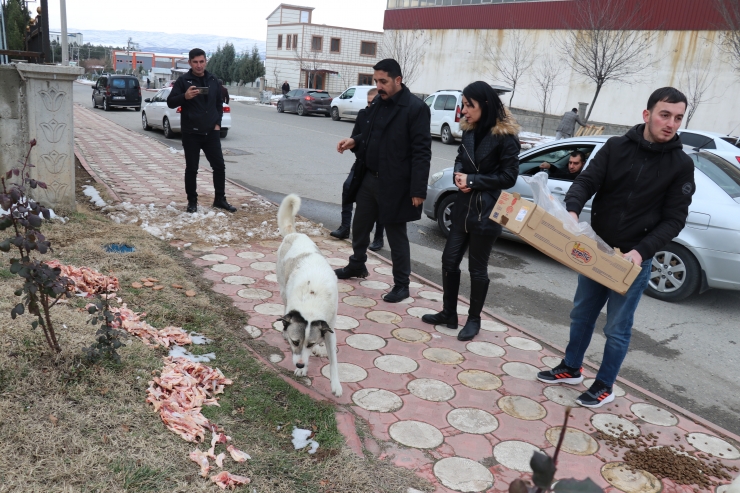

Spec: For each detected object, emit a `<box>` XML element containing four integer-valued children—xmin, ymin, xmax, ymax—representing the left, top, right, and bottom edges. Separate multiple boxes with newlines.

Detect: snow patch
<box><xmin>168</xmin><ymin>346</ymin><xmax>216</xmax><ymax>363</ymax></box>
<box><xmin>291</xmin><ymin>427</ymin><xmax>319</xmax><ymax>454</ymax></box>
<box><xmin>82</xmin><ymin>185</ymin><xmax>107</xmax><ymax>207</ymax></box>
<box><xmin>189</xmin><ymin>332</ymin><xmax>213</xmax><ymax>345</ymax></box>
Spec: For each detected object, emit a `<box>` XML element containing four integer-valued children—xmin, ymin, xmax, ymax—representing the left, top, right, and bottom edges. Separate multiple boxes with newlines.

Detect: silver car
<box><xmin>423</xmin><ymin>136</ymin><xmax>740</xmax><ymax>302</ymax></box>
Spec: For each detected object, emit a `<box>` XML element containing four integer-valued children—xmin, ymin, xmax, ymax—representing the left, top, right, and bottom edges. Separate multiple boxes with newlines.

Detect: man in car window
<box><xmin>168</xmin><ymin>48</ymin><xmax>236</xmax><ymax>214</ymax></box>
<box><xmin>539</xmin><ymin>150</ymin><xmax>586</xmax><ymax>180</ymax></box>
<box><xmin>537</xmin><ymin>87</ymin><xmax>695</xmax><ymax>408</ymax></box>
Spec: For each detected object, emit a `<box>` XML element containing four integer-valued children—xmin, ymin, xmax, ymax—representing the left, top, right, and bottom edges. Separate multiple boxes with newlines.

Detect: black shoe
<box><xmin>213</xmin><ymin>197</ymin><xmax>237</xmax><ymax>213</ymax></box>
<box><xmin>334</xmin><ymin>265</ymin><xmax>369</xmax><ymax>280</ymax></box>
<box><xmin>186</xmin><ymin>200</ymin><xmax>198</xmax><ymax>213</ymax></box>
<box><xmin>368</xmin><ymin>237</ymin><xmax>384</xmax><ymax>251</ymax></box>
<box><xmin>421</xmin><ymin>270</ymin><xmax>461</xmax><ymax>328</ymax></box>
<box><xmin>576</xmin><ymin>380</ymin><xmax>615</xmax><ymax>408</ymax></box>
<box><xmin>457</xmin><ymin>278</ymin><xmax>490</xmax><ymax>341</ymax></box>
<box><xmin>537</xmin><ymin>361</ymin><xmax>584</xmax><ymax>385</ymax></box>
<box><xmin>383</xmin><ymin>285</ymin><xmax>410</xmax><ymax>303</ymax></box>
<box><xmin>330</xmin><ymin>224</ymin><xmax>350</xmax><ymax>239</ymax></box>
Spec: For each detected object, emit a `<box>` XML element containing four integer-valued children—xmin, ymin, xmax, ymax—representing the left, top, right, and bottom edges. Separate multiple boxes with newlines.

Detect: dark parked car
<box><xmin>277</xmin><ymin>89</ymin><xmax>332</xmax><ymax>116</ymax></box>
<box><xmin>92</xmin><ymin>75</ymin><xmax>142</xmax><ymax>111</ymax></box>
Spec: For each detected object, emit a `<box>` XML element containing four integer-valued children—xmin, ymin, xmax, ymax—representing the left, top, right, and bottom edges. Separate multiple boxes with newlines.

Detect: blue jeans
<box><xmin>563</xmin><ymin>258</ymin><xmax>652</xmax><ymax>387</ymax></box>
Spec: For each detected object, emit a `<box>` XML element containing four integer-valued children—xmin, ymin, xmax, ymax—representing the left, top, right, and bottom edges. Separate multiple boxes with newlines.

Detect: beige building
<box><xmin>264</xmin><ymin>4</ymin><xmax>383</xmax><ymax>94</ymax></box>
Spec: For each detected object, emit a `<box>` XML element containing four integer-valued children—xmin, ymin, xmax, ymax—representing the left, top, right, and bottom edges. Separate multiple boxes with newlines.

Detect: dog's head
<box><xmin>278</xmin><ymin>310</ymin><xmax>333</xmax><ymax>368</ymax></box>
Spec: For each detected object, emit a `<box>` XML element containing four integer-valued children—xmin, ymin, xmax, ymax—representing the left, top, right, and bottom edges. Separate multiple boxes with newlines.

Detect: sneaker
<box><xmin>537</xmin><ymin>361</ymin><xmax>584</xmax><ymax>385</ymax></box>
<box><xmin>368</xmin><ymin>237</ymin><xmax>384</xmax><ymax>251</ymax></box>
<box><xmin>334</xmin><ymin>265</ymin><xmax>369</xmax><ymax>280</ymax></box>
<box><xmin>576</xmin><ymin>380</ymin><xmax>615</xmax><ymax>408</ymax></box>
<box><xmin>330</xmin><ymin>224</ymin><xmax>350</xmax><ymax>239</ymax></box>
<box><xmin>186</xmin><ymin>200</ymin><xmax>198</xmax><ymax>213</ymax></box>
<box><xmin>383</xmin><ymin>285</ymin><xmax>409</xmax><ymax>303</ymax></box>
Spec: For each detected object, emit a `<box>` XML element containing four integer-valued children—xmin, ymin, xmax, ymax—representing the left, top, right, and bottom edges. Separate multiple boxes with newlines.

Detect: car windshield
<box><xmin>692</xmin><ymin>152</ymin><xmax>740</xmax><ymax>198</ymax></box>
<box><xmin>308</xmin><ymin>91</ymin><xmax>330</xmax><ymax>99</ymax></box>
<box><xmin>720</xmin><ymin>136</ymin><xmax>740</xmax><ymax>149</ymax></box>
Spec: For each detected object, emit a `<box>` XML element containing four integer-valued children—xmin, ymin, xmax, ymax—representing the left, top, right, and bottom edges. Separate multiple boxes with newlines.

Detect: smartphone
<box><xmin>196</xmin><ymin>87</ymin><xmax>209</xmax><ymax>95</ymax></box>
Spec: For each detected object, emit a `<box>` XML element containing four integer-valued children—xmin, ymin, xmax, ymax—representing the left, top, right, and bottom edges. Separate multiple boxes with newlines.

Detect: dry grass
<box><xmin>0</xmin><ymin>164</ymin><xmax>430</xmax><ymax>493</ymax></box>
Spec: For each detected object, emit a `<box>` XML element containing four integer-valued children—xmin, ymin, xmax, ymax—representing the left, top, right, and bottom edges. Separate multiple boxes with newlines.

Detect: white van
<box><xmin>330</xmin><ymin>85</ymin><xmax>375</xmax><ymax>121</ymax></box>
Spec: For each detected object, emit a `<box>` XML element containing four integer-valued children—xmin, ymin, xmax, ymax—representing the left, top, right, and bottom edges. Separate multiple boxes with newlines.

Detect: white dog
<box><xmin>276</xmin><ymin>194</ymin><xmax>342</xmax><ymax>397</ymax></box>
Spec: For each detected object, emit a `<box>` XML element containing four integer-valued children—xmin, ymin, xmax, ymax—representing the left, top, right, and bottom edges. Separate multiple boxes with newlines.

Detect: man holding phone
<box><xmin>167</xmin><ymin>48</ymin><xmax>236</xmax><ymax>213</ymax></box>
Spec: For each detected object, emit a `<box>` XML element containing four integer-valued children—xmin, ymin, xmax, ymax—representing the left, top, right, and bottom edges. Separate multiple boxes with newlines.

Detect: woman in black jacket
<box><xmin>422</xmin><ymin>81</ymin><xmax>521</xmax><ymax>341</ymax></box>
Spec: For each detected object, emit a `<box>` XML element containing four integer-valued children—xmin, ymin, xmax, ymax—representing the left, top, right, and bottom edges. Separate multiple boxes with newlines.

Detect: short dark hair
<box><xmin>189</xmin><ymin>48</ymin><xmax>206</xmax><ymax>60</ymax></box>
<box><xmin>647</xmin><ymin>87</ymin><xmax>687</xmax><ymax>111</ymax></box>
<box><xmin>373</xmin><ymin>59</ymin><xmax>402</xmax><ymax>80</ymax></box>
<box><xmin>572</xmin><ymin>108</ymin><xmax>578</xmax><ymax>112</ymax></box>
<box><xmin>570</xmin><ymin>150</ymin><xmax>587</xmax><ymax>163</ymax></box>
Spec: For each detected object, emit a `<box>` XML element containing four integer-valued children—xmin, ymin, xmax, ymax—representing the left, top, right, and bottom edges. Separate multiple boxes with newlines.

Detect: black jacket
<box><xmin>451</xmin><ymin>116</ymin><xmax>521</xmax><ymax>236</ymax></box>
<box><xmin>564</xmin><ymin>124</ymin><xmax>695</xmax><ymax>260</ymax></box>
<box><xmin>348</xmin><ymin>85</ymin><xmax>432</xmax><ymax>224</ymax></box>
<box><xmin>167</xmin><ymin>69</ymin><xmax>223</xmax><ymax>135</ymax></box>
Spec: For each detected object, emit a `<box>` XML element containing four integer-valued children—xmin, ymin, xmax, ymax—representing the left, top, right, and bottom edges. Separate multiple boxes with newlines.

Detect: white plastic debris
<box><xmin>168</xmin><ymin>346</ymin><xmax>216</xmax><ymax>363</ymax></box>
<box><xmin>291</xmin><ymin>427</ymin><xmax>319</xmax><ymax>454</ymax></box>
<box><xmin>82</xmin><ymin>185</ymin><xmax>106</xmax><ymax>207</ymax></box>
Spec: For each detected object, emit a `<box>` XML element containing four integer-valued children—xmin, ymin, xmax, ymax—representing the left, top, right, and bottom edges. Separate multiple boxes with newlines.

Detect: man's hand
<box><xmin>337</xmin><ymin>138</ymin><xmax>355</xmax><ymax>154</ymax></box>
<box><xmin>539</xmin><ymin>162</ymin><xmax>552</xmax><ymax>169</ymax></box>
<box><xmin>412</xmin><ymin>197</ymin><xmax>425</xmax><ymax>207</ymax></box>
<box><xmin>215</xmin><ymin>124</ymin><xmax>220</xmax><ymax>131</ymax></box>
<box><xmin>184</xmin><ymin>86</ymin><xmax>199</xmax><ymax>100</ymax></box>
<box><xmin>622</xmin><ymin>249</ymin><xmax>643</xmax><ymax>266</ymax></box>
<box><xmin>569</xmin><ymin>211</ymin><xmax>579</xmax><ymax>223</ymax></box>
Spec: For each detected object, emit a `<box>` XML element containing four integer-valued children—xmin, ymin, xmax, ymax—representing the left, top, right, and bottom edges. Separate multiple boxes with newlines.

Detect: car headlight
<box><xmin>429</xmin><ymin>171</ymin><xmax>444</xmax><ymax>186</ymax></box>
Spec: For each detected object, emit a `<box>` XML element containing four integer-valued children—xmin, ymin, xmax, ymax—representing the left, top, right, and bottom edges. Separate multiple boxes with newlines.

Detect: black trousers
<box><xmin>442</xmin><ymin>226</ymin><xmax>498</xmax><ymax>281</ymax></box>
<box><xmin>348</xmin><ymin>173</ymin><xmax>410</xmax><ymax>287</ymax></box>
<box><xmin>182</xmin><ymin>129</ymin><xmax>226</xmax><ymax>202</ymax></box>
<box><xmin>341</xmin><ymin>167</ymin><xmax>384</xmax><ymax>238</ymax></box>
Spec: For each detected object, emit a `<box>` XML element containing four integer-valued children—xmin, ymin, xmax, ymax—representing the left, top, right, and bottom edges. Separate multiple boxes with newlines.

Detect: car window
<box><xmin>97</xmin><ymin>78</ymin><xmax>107</xmax><ymax>88</ymax></box>
<box><xmin>691</xmin><ymin>152</ymin><xmax>740</xmax><ymax>198</ymax></box>
<box><xmin>424</xmin><ymin>95</ymin><xmax>435</xmax><ymax>108</ymax></box>
<box><xmin>286</xmin><ymin>90</ymin><xmax>297</xmax><ymax>97</ymax></box>
<box><xmin>519</xmin><ymin>145</ymin><xmax>596</xmax><ymax>179</ymax></box>
<box><xmin>308</xmin><ymin>91</ymin><xmax>331</xmax><ymax>99</ymax></box>
<box><xmin>343</xmin><ymin>88</ymin><xmax>355</xmax><ymax>99</ymax></box>
<box><xmin>433</xmin><ymin>95</ymin><xmax>448</xmax><ymax>110</ymax></box>
<box><xmin>720</xmin><ymin>136</ymin><xmax>740</xmax><ymax>149</ymax></box>
<box><xmin>444</xmin><ymin>95</ymin><xmax>457</xmax><ymax>111</ymax></box>
<box><xmin>679</xmin><ymin>132</ymin><xmax>716</xmax><ymax>149</ymax></box>
<box><xmin>111</xmin><ymin>79</ymin><xmax>126</xmax><ymax>89</ymax></box>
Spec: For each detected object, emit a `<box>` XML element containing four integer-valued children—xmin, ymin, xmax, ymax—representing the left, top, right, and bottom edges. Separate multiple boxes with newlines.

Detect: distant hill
<box><xmin>59</xmin><ymin>29</ymin><xmax>265</xmax><ymax>57</ymax></box>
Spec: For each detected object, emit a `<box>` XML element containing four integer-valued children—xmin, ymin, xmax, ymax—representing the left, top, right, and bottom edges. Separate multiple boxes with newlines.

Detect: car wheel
<box><xmin>142</xmin><ymin>112</ymin><xmax>151</xmax><ymax>131</ymax></box>
<box><xmin>297</xmin><ymin>103</ymin><xmax>305</xmax><ymax>116</ymax></box>
<box><xmin>277</xmin><ymin>102</ymin><xmax>283</xmax><ymax>113</ymax></box>
<box><xmin>135</xmin><ymin>106</ymin><xmax>141</xmax><ymax>112</ymax></box>
<box><xmin>331</xmin><ymin>107</ymin><xmax>340</xmax><ymax>121</ymax></box>
<box><xmin>645</xmin><ymin>242</ymin><xmax>701</xmax><ymax>302</ymax></box>
<box><xmin>103</xmin><ymin>98</ymin><xmax>110</xmax><ymax>111</ymax></box>
<box><xmin>435</xmin><ymin>194</ymin><xmax>456</xmax><ymax>238</ymax></box>
<box><xmin>163</xmin><ymin>117</ymin><xmax>174</xmax><ymax>139</ymax></box>
<box><xmin>441</xmin><ymin>124</ymin><xmax>455</xmax><ymax>145</ymax></box>
<box><xmin>92</xmin><ymin>95</ymin><xmax>97</xmax><ymax>108</ymax></box>
<box><xmin>220</xmin><ymin>129</ymin><xmax>228</xmax><ymax>138</ymax></box>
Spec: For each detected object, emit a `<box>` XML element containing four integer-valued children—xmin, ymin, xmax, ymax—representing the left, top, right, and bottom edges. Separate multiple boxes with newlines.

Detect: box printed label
<box><xmin>566</xmin><ymin>241</ymin><xmax>597</xmax><ymax>265</ymax></box>
<box><xmin>515</xmin><ymin>207</ymin><xmax>529</xmax><ymax>222</ymax></box>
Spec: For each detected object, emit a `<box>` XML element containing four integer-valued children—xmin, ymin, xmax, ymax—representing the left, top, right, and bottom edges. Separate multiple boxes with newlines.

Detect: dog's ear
<box><xmin>277</xmin><ymin>314</ymin><xmax>293</xmax><ymax>330</ymax></box>
<box><xmin>316</xmin><ymin>320</ymin><xmax>333</xmax><ymax>336</ymax></box>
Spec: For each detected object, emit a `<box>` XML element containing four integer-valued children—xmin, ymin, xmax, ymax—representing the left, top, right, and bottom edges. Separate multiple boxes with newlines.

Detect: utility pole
<box><xmin>60</xmin><ymin>0</ymin><xmax>69</xmax><ymax>65</ymax></box>
<box><xmin>0</xmin><ymin>3</ymin><xmax>8</xmax><ymax>64</ymax></box>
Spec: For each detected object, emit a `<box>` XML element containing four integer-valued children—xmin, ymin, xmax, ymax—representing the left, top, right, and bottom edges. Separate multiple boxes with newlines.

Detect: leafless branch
<box><xmin>531</xmin><ymin>55</ymin><xmax>565</xmax><ymax>135</ymax></box>
<box><xmin>483</xmin><ymin>30</ymin><xmax>538</xmax><ymax>108</ymax></box>
<box><xmin>680</xmin><ymin>59</ymin><xmax>717</xmax><ymax>128</ymax></box>
<box><xmin>379</xmin><ymin>29</ymin><xmax>428</xmax><ymax>88</ymax></box>
<box><xmin>556</xmin><ymin>0</ymin><xmax>654</xmax><ymax>120</ymax></box>
<box><xmin>715</xmin><ymin>0</ymin><xmax>740</xmax><ymax>74</ymax></box>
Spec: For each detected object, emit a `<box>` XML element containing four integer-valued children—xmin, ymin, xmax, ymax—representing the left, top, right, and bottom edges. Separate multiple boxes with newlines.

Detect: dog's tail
<box><xmin>278</xmin><ymin>194</ymin><xmax>301</xmax><ymax>237</ymax></box>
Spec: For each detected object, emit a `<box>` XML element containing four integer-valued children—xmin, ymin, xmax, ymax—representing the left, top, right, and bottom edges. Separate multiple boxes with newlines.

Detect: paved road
<box><xmin>73</xmin><ymin>82</ymin><xmax>740</xmax><ymax>435</ymax></box>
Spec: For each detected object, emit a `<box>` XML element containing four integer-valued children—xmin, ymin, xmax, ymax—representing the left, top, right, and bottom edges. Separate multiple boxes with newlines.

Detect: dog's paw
<box><xmin>331</xmin><ymin>380</ymin><xmax>343</xmax><ymax>397</ymax></box>
<box><xmin>312</xmin><ymin>343</ymin><xmax>328</xmax><ymax>358</ymax></box>
<box><xmin>294</xmin><ymin>368</ymin><xmax>307</xmax><ymax>377</ymax></box>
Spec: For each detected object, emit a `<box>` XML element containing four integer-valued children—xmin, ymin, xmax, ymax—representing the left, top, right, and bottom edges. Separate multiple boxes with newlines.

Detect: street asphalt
<box><xmin>73</xmin><ymin>82</ymin><xmax>740</xmax><ymax>435</ymax></box>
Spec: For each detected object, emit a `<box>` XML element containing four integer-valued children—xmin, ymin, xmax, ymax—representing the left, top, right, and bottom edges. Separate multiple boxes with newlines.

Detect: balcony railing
<box><xmin>387</xmin><ymin>0</ymin><xmax>564</xmax><ymax>8</ymax></box>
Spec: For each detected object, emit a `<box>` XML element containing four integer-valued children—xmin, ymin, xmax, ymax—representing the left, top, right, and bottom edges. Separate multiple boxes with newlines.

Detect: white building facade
<box><xmin>264</xmin><ymin>4</ymin><xmax>383</xmax><ymax>95</ymax></box>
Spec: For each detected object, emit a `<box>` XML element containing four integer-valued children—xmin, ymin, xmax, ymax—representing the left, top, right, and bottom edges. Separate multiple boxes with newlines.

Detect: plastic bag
<box><xmin>522</xmin><ymin>172</ymin><xmax>615</xmax><ymax>256</ymax></box>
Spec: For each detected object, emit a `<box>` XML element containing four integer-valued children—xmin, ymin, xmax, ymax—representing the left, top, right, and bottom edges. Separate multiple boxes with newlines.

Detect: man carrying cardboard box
<box><xmin>537</xmin><ymin>87</ymin><xmax>695</xmax><ymax>408</ymax></box>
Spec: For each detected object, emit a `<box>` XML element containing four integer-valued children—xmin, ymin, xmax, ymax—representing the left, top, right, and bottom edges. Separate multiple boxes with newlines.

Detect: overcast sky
<box><xmin>45</xmin><ymin>0</ymin><xmax>387</xmax><ymax>38</ymax></box>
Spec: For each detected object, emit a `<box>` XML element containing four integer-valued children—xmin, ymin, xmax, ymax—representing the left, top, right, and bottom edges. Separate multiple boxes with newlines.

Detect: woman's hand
<box><xmin>454</xmin><ymin>172</ymin><xmax>471</xmax><ymax>193</ymax></box>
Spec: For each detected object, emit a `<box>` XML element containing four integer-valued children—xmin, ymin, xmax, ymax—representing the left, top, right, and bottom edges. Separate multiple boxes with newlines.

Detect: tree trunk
<box><xmin>509</xmin><ymin>84</ymin><xmax>516</xmax><ymax>108</ymax></box>
<box><xmin>585</xmin><ymin>83</ymin><xmax>603</xmax><ymax>121</ymax></box>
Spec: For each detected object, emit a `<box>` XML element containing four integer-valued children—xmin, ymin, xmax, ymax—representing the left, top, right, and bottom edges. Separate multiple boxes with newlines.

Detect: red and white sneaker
<box><xmin>576</xmin><ymin>380</ymin><xmax>615</xmax><ymax>408</ymax></box>
<box><xmin>537</xmin><ymin>361</ymin><xmax>584</xmax><ymax>385</ymax></box>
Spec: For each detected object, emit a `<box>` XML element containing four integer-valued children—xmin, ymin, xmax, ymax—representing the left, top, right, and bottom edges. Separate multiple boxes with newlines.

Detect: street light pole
<box><xmin>60</xmin><ymin>0</ymin><xmax>69</xmax><ymax>65</ymax></box>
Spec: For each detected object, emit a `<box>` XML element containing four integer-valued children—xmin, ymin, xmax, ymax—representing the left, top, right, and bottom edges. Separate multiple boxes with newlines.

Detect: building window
<box><xmin>277</xmin><ymin>35</ymin><xmax>282</xmax><ymax>49</ymax></box>
<box><xmin>358</xmin><ymin>73</ymin><xmax>374</xmax><ymax>85</ymax></box>
<box><xmin>300</xmin><ymin>11</ymin><xmax>309</xmax><ymax>23</ymax></box>
<box><xmin>293</xmin><ymin>35</ymin><xmax>298</xmax><ymax>50</ymax></box>
<box><xmin>360</xmin><ymin>41</ymin><xmax>377</xmax><ymax>57</ymax></box>
<box><xmin>311</xmin><ymin>36</ymin><xmax>323</xmax><ymax>51</ymax></box>
<box><xmin>330</xmin><ymin>37</ymin><xmax>341</xmax><ymax>53</ymax></box>
<box><xmin>286</xmin><ymin>35</ymin><xmax>292</xmax><ymax>49</ymax></box>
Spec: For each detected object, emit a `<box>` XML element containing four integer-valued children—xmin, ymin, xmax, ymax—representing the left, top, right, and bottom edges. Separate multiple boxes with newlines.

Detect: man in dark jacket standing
<box><xmin>556</xmin><ymin>108</ymin><xmax>587</xmax><ymax>140</ymax></box>
<box><xmin>219</xmin><ymin>79</ymin><xmax>230</xmax><ymax>104</ymax></box>
<box><xmin>334</xmin><ymin>59</ymin><xmax>432</xmax><ymax>303</ymax></box>
<box><xmin>282</xmin><ymin>81</ymin><xmax>290</xmax><ymax>95</ymax></box>
<box><xmin>167</xmin><ymin>48</ymin><xmax>236</xmax><ymax>213</ymax></box>
<box><xmin>538</xmin><ymin>87</ymin><xmax>695</xmax><ymax>408</ymax></box>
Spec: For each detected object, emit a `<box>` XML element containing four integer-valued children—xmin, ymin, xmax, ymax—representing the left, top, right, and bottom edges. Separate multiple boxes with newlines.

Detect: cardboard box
<box><xmin>490</xmin><ymin>192</ymin><xmax>641</xmax><ymax>295</ymax></box>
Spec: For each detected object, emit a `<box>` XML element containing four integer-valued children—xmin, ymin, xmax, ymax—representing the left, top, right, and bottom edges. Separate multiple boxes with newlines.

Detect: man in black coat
<box><xmin>539</xmin><ymin>150</ymin><xmax>586</xmax><ymax>181</ymax></box>
<box><xmin>537</xmin><ymin>87</ymin><xmax>695</xmax><ymax>408</ymax></box>
<box><xmin>334</xmin><ymin>59</ymin><xmax>432</xmax><ymax>303</ymax></box>
<box><xmin>167</xmin><ymin>48</ymin><xmax>236</xmax><ymax>213</ymax></box>
<box><xmin>282</xmin><ymin>81</ymin><xmax>290</xmax><ymax>95</ymax></box>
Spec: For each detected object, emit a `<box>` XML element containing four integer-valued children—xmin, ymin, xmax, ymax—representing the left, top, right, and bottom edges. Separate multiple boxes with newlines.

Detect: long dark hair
<box><xmin>462</xmin><ymin>81</ymin><xmax>507</xmax><ymax>135</ymax></box>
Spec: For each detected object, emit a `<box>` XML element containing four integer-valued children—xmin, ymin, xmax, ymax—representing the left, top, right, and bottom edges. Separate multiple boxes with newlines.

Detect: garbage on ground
<box><xmin>46</xmin><ymin>260</ymin><xmax>120</xmax><ymax>295</ymax></box>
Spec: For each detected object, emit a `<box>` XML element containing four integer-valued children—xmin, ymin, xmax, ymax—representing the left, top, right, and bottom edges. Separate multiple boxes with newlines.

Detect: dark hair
<box><xmin>647</xmin><ymin>87</ymin><xmax>687</xmax><ymax>111</ymax></box>
<box><xmin>572</xmin><ymin>108</ymin><xmax>578</xmax><ymax>112</ymax></box>
<box><xmin>373</xmin><ymin>59</ymin><xmax>402</xmax><ymax>80</ymax></box>
<box><xmin>189</xmin><ymin>48</ymin><xmax>206</xmax><ymax>60</ymax></box>
<box><xmin>462</xmin><ymin>81</ymin><xmax>507</xmax><ymax>133</ymax></box>
<box><xmin>570</xmin><ymin>150</ymin><xmax>587</xmax><ymax>163</ymax></box>
<box><xmin>218</xmin><ymin>79</ymin><xmax>224</xmax><ymax>85</ymax></box>
<box><xmin>367</xmin><ymin>87</ymin><xmax>378</xmax><ymax>97</ymax></box>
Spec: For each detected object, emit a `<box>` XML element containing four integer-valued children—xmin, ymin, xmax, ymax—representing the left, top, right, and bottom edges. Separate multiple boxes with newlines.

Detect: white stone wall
<box><xmin>391</xmin><ymin>28</ymin><xmax>739</xmax><ymax>133</ymax></box>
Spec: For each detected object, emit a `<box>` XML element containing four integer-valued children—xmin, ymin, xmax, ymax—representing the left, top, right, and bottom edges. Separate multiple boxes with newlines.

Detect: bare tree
<box><xmin>556</xmin><ymin>0</ymin><xmax>654</xmax><ymax>120</ymax></box>
<box><xmin>680</xmin><ymin>60</ymin><xmax>717</xmax><ymax>129</ymax></box>
<box><xmin>531</xmin><ymin>56</ymin><xmax>565</xmax><ymax>135</ymax></box>
<box><xmin>483</xmin><ymin>30</ymin><xmax>537</xmax><ymax>108</ymax></box>
<box><xmin>379</xmin><ymin>29</ymin><xmax>428</xmax><ymax>88</ymax></box>
<box><xmin>715</xmin><ymin>0</ymin><xmax>740</xmax><ymax>74</ymax></box>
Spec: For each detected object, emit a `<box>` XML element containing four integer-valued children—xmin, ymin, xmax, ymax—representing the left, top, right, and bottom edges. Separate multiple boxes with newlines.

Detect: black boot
<box><xmin>421</xmin><ymin>270</ymin><xmax>461</xmax><ymax>329</ymax></box>
<box><xmin>334</xmin><ymin>265</ymin><xmax>369</xmax><ymax>279</ymax></box>
<box><xmin>186</xmin><ymin>199</ymin><xmax>198</xmax><ymax>213</ymax></box>
<box><xmin>457</xmin><ymin>278</ymin><xmax>490</xmax><ymax>341</ymax></box>
<box><xmin>368</xmin><ymin>235</ymin><xmax>384</xmax><ymax>251</ymax></box>
<box><xmin>330</xmin><ymin>224</ymin><xmax>350</xmax><ymax>239</ymax></box>
<box><xmin>213</xmin><ymin>196</ymin><xmax>237</xmax><ymax>213</ymax></box>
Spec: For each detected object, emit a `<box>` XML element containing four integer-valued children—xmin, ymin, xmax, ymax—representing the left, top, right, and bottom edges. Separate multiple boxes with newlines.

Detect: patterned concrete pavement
<box><xmin>73</xmin><ymin>104</ymin><xmax>739</xmax><ymax>493</ymax></box>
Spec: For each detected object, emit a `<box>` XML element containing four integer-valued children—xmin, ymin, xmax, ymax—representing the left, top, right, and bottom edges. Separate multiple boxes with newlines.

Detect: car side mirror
<box><xmin>144</xmin><ymin>98</ymin><xmax>151</xmax><ymax>103</ymax></box>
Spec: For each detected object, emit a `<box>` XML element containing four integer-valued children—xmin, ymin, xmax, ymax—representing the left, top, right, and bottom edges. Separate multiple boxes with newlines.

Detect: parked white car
<box><xmin>330</xmin><ymin>85</ymin><xmax>375</xmax><ymax>121</ymax></box>
<box><xmin>141</xmin><ymin>88</ymin><xmax>232</xmax><ymax>139</ymax></box>
<box><xmin>678</xmin><ymin>129</ymin><xmax>740</xmax><ymax>167</ymax></box>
